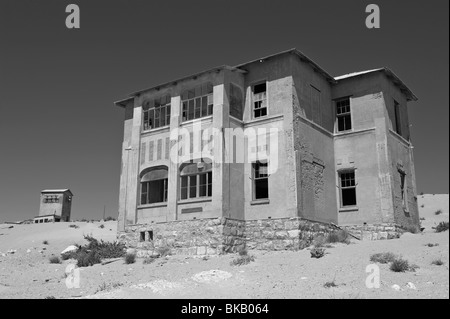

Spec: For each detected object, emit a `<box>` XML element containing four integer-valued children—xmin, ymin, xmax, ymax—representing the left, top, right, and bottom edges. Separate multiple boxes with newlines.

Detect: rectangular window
<box><xmin>253</xmin><ymin>161</ymin><xmax>269</xmax><ymax>200</ymax></box>
<box><xmin>400</xmin><ymin>171</ymin><xmax>409</xmax><ymax>212</ymax></box>
<box><xmin>394</xmin><ymin>100</ymin><xmax>402</xmax><ymax>136</ymax></box>
<box><xmin>143</xmin><ymin>95</ymin><xmax>171</xmax><ymax>130</ymax></box>
<box><xmin>181</xmin><ymin>83</ymin><xmax>213</xmax><ymax>121</ymax></box>
<box><xmin>140</xmin><ymin>179</ymin><xmax>168</xmax><ymax>205</ymax></box>
<box><xmin>180</xmin><ymin>171</ymin><xmax>212</xmax><ymax>200</ymax></box>
<box><xmin>336</xmin><ymin>98</ymin><xmax>352</xmax><ymax>132</ymax></box>
<box><xmin>189</xmin><ymin>175</ymin><xmax>197</xmax><ymax>198</ymax></box>
<box><xmin>253</xmin><ymin>83</ymin><xmax>267</xmax><ymax>119</ymax></box>
<box><xmin>180</xmin><ymin>176</ymin><xmax>188</xmax><ymax>200</ymax></box>
<box><xmin>339</xmin><ymin>171</ymin><xmax>357</xmax><ymax>207</ymax></box>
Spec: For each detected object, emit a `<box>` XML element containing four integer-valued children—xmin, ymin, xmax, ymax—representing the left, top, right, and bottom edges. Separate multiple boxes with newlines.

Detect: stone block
<box><xmin>197</xmin><ymin>246</ymin><xmax>207</xmax><ymax>255</ymax></box>
<box><xmin>288</xmin><ymin>230</ymin><xmax>300</xmax><ymax>238</ymax></box>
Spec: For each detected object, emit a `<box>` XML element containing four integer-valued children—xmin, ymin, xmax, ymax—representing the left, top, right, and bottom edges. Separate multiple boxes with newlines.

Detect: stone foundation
<box><xmin>118</xmin><ymin>218</ymin><xmax>404</xmax><ymax>257</ymax></box>
<box><xmin>118</xmin><ymin>217</ymin><xmax>337</xmax><ymax>256</ymax></box>
<box><xmin>342</xmin><ymin>224</ymin><xmax>403</xmax><ymax>241</ymax></box>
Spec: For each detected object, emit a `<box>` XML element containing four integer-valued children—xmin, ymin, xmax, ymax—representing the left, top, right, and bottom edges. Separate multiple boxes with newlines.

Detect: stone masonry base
<box><xmin>117</xmin><ymin>217</ymin><xmax>404</xmax><ymax>257</ymax></box>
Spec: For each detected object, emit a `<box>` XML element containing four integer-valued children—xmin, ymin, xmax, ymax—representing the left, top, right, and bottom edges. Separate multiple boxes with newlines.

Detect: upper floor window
<box><xmin>180</xmin><ymin>160</ymin><xmax>212</xmax><ymax>200</ymax></box>
<box><xmin>140</xmin><ymin>167</ymin><xmax>168</xmax><ymax>205</ymax></box>
<box><xmin>336</xmin><ymin>98</ymin><xmax>352</xmax><ymax>132</ymax></box>
<box><xmin>394</xmin><ymin>100</ymin><xmax>402</xmax><ymax>136</ymax></box>
<box><xmin>181</xmin><ymin>83</ymin><xmax>213</xmax><ymax>122</ymax></box>
<box><xmin>252</xmin><ymin>83</ymin><xmax>267</xmax><ymax>118</ymax></box>
<box><xmin>143</xmin><ymin>95</ymin><xmax>171</xmax><ymax>131</ymax></box>
<box><xmin>339</xmin><ymin>170</ymin><xmax>357</xmax><ymax>207</ymax></box>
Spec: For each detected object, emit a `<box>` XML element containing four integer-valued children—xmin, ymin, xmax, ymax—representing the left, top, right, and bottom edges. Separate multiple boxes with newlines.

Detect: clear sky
<box><xmin>0</xmin><ymin>0</ymin><xmax>448</xmax><ymax>223</ymax></box>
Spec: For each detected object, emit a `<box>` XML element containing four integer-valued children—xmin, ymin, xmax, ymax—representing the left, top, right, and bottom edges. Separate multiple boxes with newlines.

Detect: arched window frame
<box><xmin>140</xmin><ymin>166</ymin><xmax>169</xmax><ymax>205</ymax></box>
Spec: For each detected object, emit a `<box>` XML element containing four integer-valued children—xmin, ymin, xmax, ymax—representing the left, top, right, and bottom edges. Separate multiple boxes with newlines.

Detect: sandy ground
<box><xmin>0</xmin><ymin>194</ymin><xmax>448</xmax><ymax>299</ymax></box>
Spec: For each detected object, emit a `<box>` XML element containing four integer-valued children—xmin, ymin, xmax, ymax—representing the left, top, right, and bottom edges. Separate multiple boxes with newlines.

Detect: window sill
<box><xmin>339</xmin><ymin>206</ymin><xmax>359</xmax><ymax>213</ymax></box>
<box><xmin>177</xmin><ymin>197</ymin><xmax>212</xmax><ymax>205</ymax></box>
<box><xmin>250</xmin><ymin>199</ymin><xmax>270</xmax><ymax>206</ymax></box>
<box><xmin>137</xmin><ymin>203</ymin><xmax>168</xmax><ymax>209</ymax></box>
<box><xmin>180</xmin><ymin>116</ymin><xmax>213</xmax><ymax>126</ymax></box>
<box><xmin>142</xmin><ymin>125</ymin><xmax>170</xmax><ymax>134</ymax></box>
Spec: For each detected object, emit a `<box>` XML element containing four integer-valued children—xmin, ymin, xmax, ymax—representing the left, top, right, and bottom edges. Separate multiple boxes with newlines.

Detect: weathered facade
<box><xmin>35</xmin><ymin>189</ymin><xmax>73</xmax><ymax>223</ymax></box>
<box><xmin>114</xmin><ymin>49</ymin><xmax>419</xmax><ymax>255</ymax></box>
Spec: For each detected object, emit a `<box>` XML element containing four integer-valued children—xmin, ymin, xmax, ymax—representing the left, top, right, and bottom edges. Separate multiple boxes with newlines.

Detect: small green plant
<box><xmin>157</xmin><ymin>245</ymin><xmax>172</xmax><ymax>257</ymax></box>
<box><xmin>60</xmin><ymin>235</ymin><xmax>126</xmax><ymax>267</ymax></box>
<box><xmin>425</xmin><ymin>243</ymin><xmax>439</xmax><ymax>247</ymax></box>
<box><xmin>143</xmin><ymin>257</ymin><xmax>156</xmax><ymax>265</ymax></box>
<box><xmin>43</xmin><ymin>240</ymin><xmax>49</xmax><ymax>245</ymax></box>
<box><xmin>310</xmin><ymin>247</ymin><xmax>326</xmax><ymax>259</ymax></box>
<box><xmin>230</xmin><ymin>254</ymin><xmax>255</xmax><ymax>266</ymax></box>
<box><xmin>370</xmin><ymin>252</ymin><xmax>397</xmax><ymax>264</ymax></box>
<box><xmin>420</xmin><ymin>204</ymin><xmax>425</xmax><ymax>208</ymax></box>
<box><xmin>326</xmin><ymin>230</ymin><xmax>351</xmax><ymax>244</ymax></box>
<box><xmin>324</xmin><ymin>281</ymin><xmax>338</xmax><ymax>288</ymax></box>
<box><xmin>99</xmin><ymin>224</ymin><xmax>105</xmax><ymax>229</ymax></box>
<box><xmin>390</xmin><ymin>258</ymin><xmax>418</xmax><ymax>273</ymax></box>
<box><xmin>431</xmin><ymin>259</ymin><xmax>444</xmax><ymax>266</ymax></box>
<box><xmin>105</xmin><ymin>216</ymin><xmax>116</xmax><ymax>221</ymax></box>
<box><xmin>124</xmin><ymin>253</ymin><xmax>136</xmax><ymax>264</ymax></box>
<box><xmin>420</xmin><ymin>217</ymin><xmax>426</xmax><ymax>221</ymax></box>
<box><xmin>238</xmin><ymin>247</ymin><xmax>248</xmax><ymax>256</ymax></box>
<box><xmin>96</xmin><ymin>282</ymin><xmax>122</xmax><ymax>293</ymax></box>
<box><xmin>435</xmin><ymin>222</ymin><xmax>449</xmax><ymax>233</ymax></box>
<box><xmin>69</xmin><ymin>224</ymin><xmax>79</xmax><ymax>229</ymax></box>
<box><xmin>44</xmin><ymin>296</ymin><xmax>56</xmax><ymax>299</ymax></box>
<box><xmin>435</xmin><ymin>209</ymin><xmax>443</xmax><ymax>215</ymax></box>
<box><xmin>49</xmin><ymin>256</ymin><xmax>61</xmax><ymax>264</ymax></box>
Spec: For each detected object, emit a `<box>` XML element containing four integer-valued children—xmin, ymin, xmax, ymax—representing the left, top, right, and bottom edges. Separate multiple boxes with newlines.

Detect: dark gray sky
<box><xmin>0</xmin><ymin>0</ymin><xmax>448</xmax><ymax>223</ymax></box>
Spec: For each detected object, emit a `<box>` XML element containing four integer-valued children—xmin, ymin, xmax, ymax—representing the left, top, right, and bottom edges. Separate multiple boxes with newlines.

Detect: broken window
<box><xmin>140</xmin><ymin>231</ymin><xmax>145</xmax><ymax>242</ymax></box>
<box><xmin>339</xmin><ymin>170</ymin><xmax>357</xmax><ymax>207</ymax></box>
<box><xmin>253</xmin><ymin>161</ymin><xmax>269</xmax><ymax>200</ymax></box>
<box><xmin>400</xmin><ymin>171</ymin><xmax>409</xmax><ymax>212</ymax></box>
<box><xmin>143</xmin><ymin>94</ymin><xmax>171</xmax><ymax>131</ymax></box>
<box><xmin>394</xmin><ymin>100</ymin><xmax>402</xmax><ymax>136</ymax></box>
<box><xmin>140</xmin><ymin>167</ymin><xmax>168</xmax><ymax>205</ymax></box>
<box><xmin>253</xmin><ymin>83</ymin><xmax>267</xmax><ymax>118</ymax></box>
<box><xmin>181</xmin><ymin>83</ymin><xmax>213</xmax><ymax>121</ymax></box>
<box><xmin>180</xmin><ymin>160</ymin><xmax>212</xmax><ymax>200</ymax></box>
<box><xmin>336</xmin><ymin>98</ymin><xmax>352</xmax><ymax>132</ymax></box>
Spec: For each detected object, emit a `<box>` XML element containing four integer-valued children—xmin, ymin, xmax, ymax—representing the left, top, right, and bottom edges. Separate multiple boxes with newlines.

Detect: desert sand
<box><xmin>0</xmin><ymin>194</ymin><xmax>448</xmax><ymax>299</ymax></box>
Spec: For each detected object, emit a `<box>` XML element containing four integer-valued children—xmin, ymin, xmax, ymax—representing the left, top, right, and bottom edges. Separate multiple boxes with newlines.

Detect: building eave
<box><xmin>234</xmin><ymin>48</ymin><xmax>337</xmax><ymax>84</ymax></box>
<box><xmin>127</xmin><ymin>65</ymin><xmax>246</xmax><ymax>98</ymax></box>
<box><xmin>334</xmin><ymin>67</ymin><xmax>418</xmax><ymax>102</ymax></box>
<box><xmin>41</xmin><ymin>189</ymin><xmax>73</xmax><ymax>196</ymax></box>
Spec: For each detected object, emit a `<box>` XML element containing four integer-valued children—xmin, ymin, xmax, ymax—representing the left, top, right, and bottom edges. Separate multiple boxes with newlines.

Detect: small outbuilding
<box><xmin>34</xmin><ymin>189</ymin><xmax>73</xmax><ymax>223</ymax></box>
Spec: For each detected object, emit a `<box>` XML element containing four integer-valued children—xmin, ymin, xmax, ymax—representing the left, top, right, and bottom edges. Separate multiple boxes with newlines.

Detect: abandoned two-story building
<box><xmin>114</xmin><ymin>49</ymin><xmax>419</xmax><ymax>255</ymax></box>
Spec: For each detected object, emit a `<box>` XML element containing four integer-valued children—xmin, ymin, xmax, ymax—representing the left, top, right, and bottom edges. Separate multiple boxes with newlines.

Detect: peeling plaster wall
<box><xmin>291</xmin><ymin>54</ymin><xmax>336</xmax><ymax>224</ymax></box>
<box><xmin>387</xmin><ymin>133</ymin><xmax>420</xmax><ymax>229</ymax></box>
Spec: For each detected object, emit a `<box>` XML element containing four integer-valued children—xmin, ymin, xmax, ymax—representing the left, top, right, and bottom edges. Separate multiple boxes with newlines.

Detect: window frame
<box><xmin>252</xmin><ymin>160</ymin><xmax>269</xmax><ymax>200</ymax></box>
<box><xmin>252</xmin><ymin>81</ymin><xmax>268</xmax><ymax>119</ymax></box>
<box><xmin>181</xmin><ymin>83</ymin><xmax>213</xmax><ymax>122</ymax></box>
<box><xmin>179</xmin><ymin>161</ymin><xmax>213</xmax><ymax>200</ymax></box>
<box><xmin>335</xmin><ymin>97</ymin><xmax>352</xmax><ymax>133</ymax></box>
<box><xmin>139</xmin><ymin>168</ymin><xmax>169</xmax><ymax>205</ymax></box>
<box><xmin>142</xmin><ymin>96</ymin><xmax>171</xmax><ymax>131</ymax></box>
<box><xmin>338</xmin><ymin>170</ymin><xmax>357</xmax><ymax>208</ymax></box>
<box><xmin>394</xmin><ymin>99</ymin><xmax>402</xmax><ymax>136</ymax></box>
<box><xmin>399</xmin><ymin>170</ymin><xmax>409</xmax><ymax>213</ymax></box>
